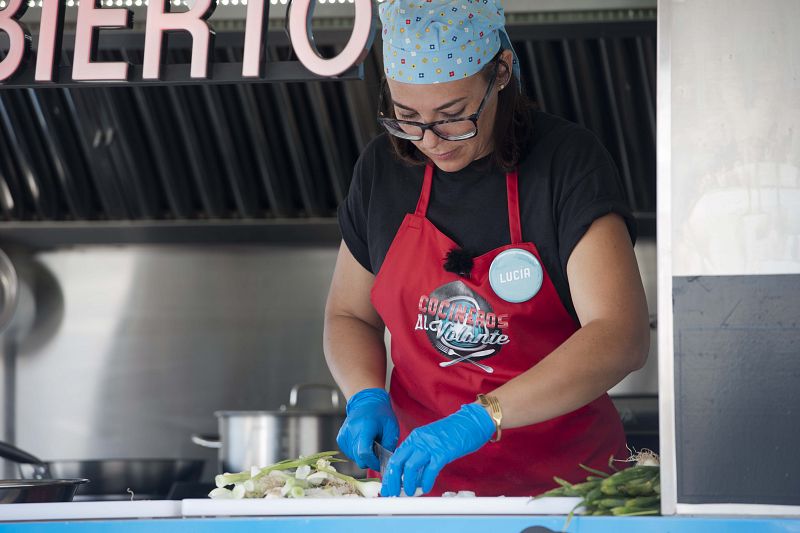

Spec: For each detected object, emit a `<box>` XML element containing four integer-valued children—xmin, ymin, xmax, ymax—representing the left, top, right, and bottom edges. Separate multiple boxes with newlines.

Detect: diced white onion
<box><xmin>208</xmin><ymin>487</ymin><xmax>233</xmax><ymax>499</ymax></box>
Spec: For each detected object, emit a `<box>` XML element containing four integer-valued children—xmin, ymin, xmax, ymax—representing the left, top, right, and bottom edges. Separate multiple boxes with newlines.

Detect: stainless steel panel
<box><xmin>669</xmin><ymin>0</ymin><xmax>800</xmax><ymax>277</ymax></box>
<box><xmin>9</xmin><ymin>246</ymin><xmax>340</xmax><ymax>481</ymax></box>
<box><xmin>656</xmin><ymin>0</ymin><xmax>677</xmax><ymax>514</ymax></box>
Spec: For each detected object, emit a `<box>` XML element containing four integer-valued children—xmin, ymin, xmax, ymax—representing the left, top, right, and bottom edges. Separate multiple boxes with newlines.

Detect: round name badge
<box><xmin>489</xmin><ymin>248</ymin><xmax>543</xmax><ymax>303</ymax></box>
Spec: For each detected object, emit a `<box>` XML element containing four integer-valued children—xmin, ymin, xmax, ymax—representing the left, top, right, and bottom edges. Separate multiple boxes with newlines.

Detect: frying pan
<box><xmin>0</xmin><ymin>441</ymin><xmax>204</xmax><ymax>501</ymax></box>
<box><xmin>0</xmin><ymin>442</ymin><xmax>87</xmax><ymax>504</ymax></box>
<box><xmin>0</xmin><ymin>479</ymin><xmax>88</xmax><ymax>504</ymax></box>
<box><xmin>24</xmin><ymin>459</ymin><xmax>205</xmax><ymax>500</ymax></box>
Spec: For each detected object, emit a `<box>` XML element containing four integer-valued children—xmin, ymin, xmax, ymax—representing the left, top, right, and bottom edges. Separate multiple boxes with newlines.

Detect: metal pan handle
<box><xmin>0</xmin><ymin>440</ymin><xmax>44</xmax><ymax>465</ymax></box>
<box><xmin>288</xmin><ymin>383</ymin><xmax>341</xmax><ymax>409</ymax></box>
<box><xmin>191</xmin><ymin>434</ymin><xmax>222</xmax><ymax>449</ymax></box>
<box><xmin>0</xmin><ymin>440</ymin><xmax>52</xmax><ymax>479</ymax></box>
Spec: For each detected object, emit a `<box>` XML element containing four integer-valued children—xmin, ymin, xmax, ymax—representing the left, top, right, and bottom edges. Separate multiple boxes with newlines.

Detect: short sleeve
<box><xmin>337</xmin><ymin>151</ymin><xmax>373</xmax><ymax>273</ymax></box>
<box><xmin>554</xmin><ymin>130</ymin><xmax>637</xmax><ymax>275</ymax></box>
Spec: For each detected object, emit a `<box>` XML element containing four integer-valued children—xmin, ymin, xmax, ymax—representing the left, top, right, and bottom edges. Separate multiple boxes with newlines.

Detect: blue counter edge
<box><xmin>2</xmin><ymin>516</ymin><xmax>800</xmax><ymax>532</ymax></box>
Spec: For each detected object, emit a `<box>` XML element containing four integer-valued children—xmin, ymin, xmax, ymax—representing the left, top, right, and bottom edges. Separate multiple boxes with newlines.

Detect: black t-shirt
<box><xmin>337</xmin><ymin>110</ymin><xmax>635</xmax><ymax>323</ymax></box>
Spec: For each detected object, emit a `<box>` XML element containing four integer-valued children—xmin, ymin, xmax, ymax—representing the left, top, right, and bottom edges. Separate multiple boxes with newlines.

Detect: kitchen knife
<box><xmin>372</xmin><ymin>440</ymin><xmax>393</xmax><ymax>476</ymax></box>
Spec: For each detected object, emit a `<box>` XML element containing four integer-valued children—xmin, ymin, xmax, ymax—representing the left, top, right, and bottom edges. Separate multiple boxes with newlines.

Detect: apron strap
<box><xmin>506</xmin><ymin>169</ymin><xmax>523</xmax><ymax>244</ymax></box>
<box><xmin>417</xmin><ymin>163</ymin><xmax>522</xmax><ymax>244</ymax></box>
<box><xmin>415</xmin><ymin>163</ymin><xmax>435</xmax><ymax>216</ymax></box>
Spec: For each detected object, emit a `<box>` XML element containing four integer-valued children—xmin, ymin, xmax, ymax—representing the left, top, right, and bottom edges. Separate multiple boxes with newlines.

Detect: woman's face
<box><xmin>386</xmin><ymin>50</ymin><xmax>512</xmax><ymax>172</ymax></box>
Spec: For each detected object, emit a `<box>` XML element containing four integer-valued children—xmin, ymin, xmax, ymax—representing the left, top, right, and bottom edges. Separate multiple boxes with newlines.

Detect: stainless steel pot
<box><xmin>0</xmin><ymin>249</ymin><xmax>19</xmax><ymax>335</ymax></box>
<box><xmin>193</xmin><ymin>383</ymin><xmax>356</xmax><ymax>475</ymax></box>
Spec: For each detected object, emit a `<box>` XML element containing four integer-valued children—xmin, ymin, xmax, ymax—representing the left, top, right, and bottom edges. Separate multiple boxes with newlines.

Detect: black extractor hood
<box><xmin>0</xmin><ymin>14</ymin><xmax>655</xmax><ymax>248</ymax></box>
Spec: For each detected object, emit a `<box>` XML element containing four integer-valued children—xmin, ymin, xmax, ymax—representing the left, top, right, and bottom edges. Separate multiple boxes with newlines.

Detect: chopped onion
<box><xmin>208</xmin><ymin>487</ymin><xmax>234</xmax><ymax>499</ymax></box>
<box><xmin>306</xmin><ymin>471</ymin><xmax>329</xmax><ymax>486</ymax></box>
<box><xmin>295</xmin><ymin>465</ymin><xmax>311</xmax><ymax>480</ymax></box>
<box><xmin>354</xmin><ymin>480</ymin><xmax>381</xmax><ymax>498</ymax></box>
<box><xmin>442</xmin><ymin>490</ymin><xmax>476</xmax><ymax>498</ymax></box>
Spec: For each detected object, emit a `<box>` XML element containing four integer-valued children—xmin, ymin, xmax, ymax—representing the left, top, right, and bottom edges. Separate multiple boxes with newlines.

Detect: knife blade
<box><xmin>372</xmin><ymin>440</ymin><xmax>393</xmax><ymax>476</ymax></box>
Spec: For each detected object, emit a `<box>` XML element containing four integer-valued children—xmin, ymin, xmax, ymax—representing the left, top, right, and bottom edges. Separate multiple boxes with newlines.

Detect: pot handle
<box><xmin>0</xmin><ymin>440</ymin><xmax>52</xmax><ymax>479</ymax></box>
<box><xmin>0</xmin><ymin>440</ymin><xmax>45</xmax><ymax>465</ymax></box>
<box><xmin>191</xmin><ymin>434</ymin><xmax>222</xmax><ymax>449</ymax></box>
<box><xmin>289</xmin><ymin>383</ymin><xmax>341</xmax><ymax>409</ymax></box>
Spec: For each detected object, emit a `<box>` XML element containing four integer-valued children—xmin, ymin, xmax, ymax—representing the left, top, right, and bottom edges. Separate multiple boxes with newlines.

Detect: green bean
<box><xmin>600</xmin><ymin>481</ymin><xmax>622</xmax><ymax>496</ymax></box>
<box><xmin>572</xmin><ymin>480</ymin><xmax>601</xmax><ymax>495</ymax></box>
<box><xmin>625</xmin><ymin>496</ymin><xmax>660</xmax><ymax>508</ymax></box>
<box><xmin>584</xmin><ymin>487</ymin><xmax>603</xmax><ymax>503</ymax></box>
<box><xmin>611</xmin><ymin>507</ymin><xmax>660</xmax><ymax>517</ymax></box>
<box><xmin>622</xmin><ymin>480</ymin><xmax>654</xmax><ymax>496</ymax></box>
<box><xmin>598</xmin><ymin>498</ymin><xmax>628</xmax><ymax>509</ymax></box>
<box><xmin>579</xmin><ymin>464</ymin><xmax>611</xmax><ymax>478</ymax></box>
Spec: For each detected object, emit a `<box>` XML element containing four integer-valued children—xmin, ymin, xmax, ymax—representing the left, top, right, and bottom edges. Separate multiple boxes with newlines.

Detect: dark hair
<box><xmin>380</xmin><ymin>51</ymin><xmax>535</xmax><ymax>172</ymax></box>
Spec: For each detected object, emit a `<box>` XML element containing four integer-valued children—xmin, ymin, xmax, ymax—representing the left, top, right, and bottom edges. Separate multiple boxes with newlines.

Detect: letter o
<box><xmin>288</xmin><ymin>0</ymin><xmax>375</xmax><ymax>77</ymax></box>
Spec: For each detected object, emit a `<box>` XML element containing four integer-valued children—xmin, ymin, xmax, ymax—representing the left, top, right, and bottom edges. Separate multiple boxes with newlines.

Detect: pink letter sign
<box><xmin>287</xmin><ymin>0</ymin><xmax>374</xmax><ymax>77</ymax></box>
<box><xmin>143</xmin><ymin>0</ymin><xmax>216</xmax><ymax>80</ymax></box>
<box><xmin>72</xmin><ymin>0</ymin><xmax>132</xmax><ymax>81</ymax></box>
<box><xmin>241</xmin><ymin>0</ymin><xmax>268</xmax><ymax>78</ymax></box>
<box><xmin>35</xmin><ymin>0</ymin><xmax>64</xmax><ymax>82</ymax></box>
<box><xmin>0</xmin><ymin>0</ymin><xmax>30</xmax><ymax>82</ymax></box>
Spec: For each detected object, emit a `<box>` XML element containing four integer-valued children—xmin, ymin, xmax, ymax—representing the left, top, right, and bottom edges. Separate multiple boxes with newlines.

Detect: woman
<box><xmin>324</xmin><ymin>0</ymin><xmax>649</xmax><ymax>498</ymax></box>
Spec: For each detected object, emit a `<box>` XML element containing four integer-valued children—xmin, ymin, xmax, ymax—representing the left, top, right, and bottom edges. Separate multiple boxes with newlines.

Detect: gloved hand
<box><xmin>381</xmin><ymin>403</ymin><xmax>496</xmax><ymax>497</ymax></box>
<box><xmin>336</xmin><ymin>388</ymin><xmax>399</xmax><ymax>471</ymax></box>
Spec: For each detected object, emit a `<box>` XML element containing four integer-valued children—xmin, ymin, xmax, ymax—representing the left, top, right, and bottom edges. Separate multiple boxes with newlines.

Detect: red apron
<box><xmin>370</xmin><ymin>162</ymin><xmax>628</xmax><ymax>496</ymax></box>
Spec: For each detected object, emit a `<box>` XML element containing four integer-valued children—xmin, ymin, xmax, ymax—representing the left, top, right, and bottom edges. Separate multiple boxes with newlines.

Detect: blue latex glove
<box><xmin>336</xmin><ymin>388</ymin><xmax>399</xmax><ymax>471</ymax></box>
<box><xmin>381</xmin><ymin>403</ymin><xmax>496</xmax><ymax>497</ymax></box>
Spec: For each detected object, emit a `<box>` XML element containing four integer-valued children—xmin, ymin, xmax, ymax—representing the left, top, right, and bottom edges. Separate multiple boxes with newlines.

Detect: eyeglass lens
<box><xmin>385</xmin><ymin>119</ymin><xmax>476</xmax><ymax>141</ymax></box>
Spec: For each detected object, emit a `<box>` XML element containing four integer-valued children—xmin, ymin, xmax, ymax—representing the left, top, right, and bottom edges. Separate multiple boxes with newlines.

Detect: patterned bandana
<box><xmin>378</xmin><ymin>0</ymin><xmax>520</xmax><ymax>86</ymax></box>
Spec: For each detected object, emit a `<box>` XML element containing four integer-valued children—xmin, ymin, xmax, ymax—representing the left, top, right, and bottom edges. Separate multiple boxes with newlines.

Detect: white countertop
<box><xmin>0</xmin><ymin>497</ymin><xmax>581</xmax><ymax>522</ymax></box>
<box><xmin>0</xmin><ymin>501</ymin><xmax>182</xmax><ymax>522</ymax></box>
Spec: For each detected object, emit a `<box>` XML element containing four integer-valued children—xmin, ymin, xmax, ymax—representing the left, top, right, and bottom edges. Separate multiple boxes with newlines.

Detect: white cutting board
<box><xmin>181</xmin><ymin>497</ymin><xmax>583</xmax><ymax>517</ymax></box>
<box><xmin>0</xmin><ymin>501</ymin><xmax>182</xmax><ymax>522</ymax></box>
<box><xmin>0</xmin><ymin>498</ymin><xmax>582</xmax><ymax>522</ymax></box>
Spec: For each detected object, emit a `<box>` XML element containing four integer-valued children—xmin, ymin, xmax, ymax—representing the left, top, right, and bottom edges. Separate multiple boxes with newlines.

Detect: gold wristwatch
<box><xmin>476</xmin><ymin>393</ymin><xmax>503</xmax><ymax>443</ymax></box>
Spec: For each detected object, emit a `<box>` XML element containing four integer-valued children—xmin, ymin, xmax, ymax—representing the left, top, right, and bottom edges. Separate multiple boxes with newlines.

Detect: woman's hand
<box><xmin>337</xmin><ymin>388</ymin><xmax>399</xmax><ymax>471</ymax></box>
<box><xmin>380</xmin><ymin>403</ymin><xmax>496</xmax><ymax>497</ymax></box>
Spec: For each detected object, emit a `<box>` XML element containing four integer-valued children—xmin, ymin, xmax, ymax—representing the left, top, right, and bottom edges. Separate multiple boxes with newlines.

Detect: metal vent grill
<box><xmin>0</xmin><ymin>21</ymin><xmax>655</xmax><ymax>237</ymax></box>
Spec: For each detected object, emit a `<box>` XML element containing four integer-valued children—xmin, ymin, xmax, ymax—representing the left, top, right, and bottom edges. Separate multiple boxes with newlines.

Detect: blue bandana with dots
<box><xmin>379</xmin><ymin>0</ymin><xmax>520</xmax><ymax>85</ymax></box>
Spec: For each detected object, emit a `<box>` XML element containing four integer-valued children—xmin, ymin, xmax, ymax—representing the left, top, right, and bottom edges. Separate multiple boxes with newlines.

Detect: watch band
<box><xmin>476</xmin><ymin>393</ymin><xmax>503</xmax><ymax>443</ymax></box>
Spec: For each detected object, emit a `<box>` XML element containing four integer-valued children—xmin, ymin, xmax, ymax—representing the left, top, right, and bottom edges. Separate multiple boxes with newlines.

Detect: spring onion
<box><xmin>535</xmin><ymin>449</ymin><xmax>662</xmax><ymax>521</ymax></box>
<box><xmin>208</xmin><ymin>451</ymin><xmax>381</xmax><ymax>499</ymax></box>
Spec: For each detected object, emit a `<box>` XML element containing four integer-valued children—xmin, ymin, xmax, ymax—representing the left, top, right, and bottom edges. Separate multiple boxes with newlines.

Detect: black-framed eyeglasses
<box><xmin>377</xmin><ymin>60</ymin><xmax>499</xmax><ymax>142</ymax></box>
